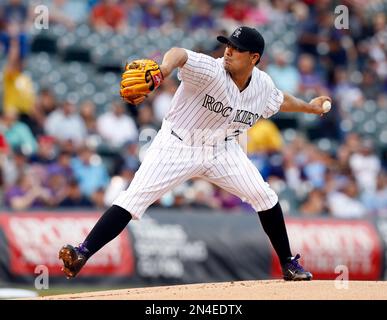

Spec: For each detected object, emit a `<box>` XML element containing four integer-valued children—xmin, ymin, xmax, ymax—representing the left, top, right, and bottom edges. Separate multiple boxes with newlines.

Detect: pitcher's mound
<box><xmin>36</xmin><ymin>280</ymin><xmax>387</xmax><ymax>300</ymax></box>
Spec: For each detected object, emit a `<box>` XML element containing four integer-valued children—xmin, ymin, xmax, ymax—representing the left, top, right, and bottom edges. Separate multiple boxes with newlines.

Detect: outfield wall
<box><xmin>0</xmin><ymin>209</ymin><xmax>384</xmax><ymax>285</ymax></box>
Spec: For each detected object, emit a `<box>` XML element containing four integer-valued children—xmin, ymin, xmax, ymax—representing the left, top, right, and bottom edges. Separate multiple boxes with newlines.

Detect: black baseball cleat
<box><xmin>282</xmin><ymin>254</ymin><xmax>313</xmax><ymax>281</ymax></box>
<box><xmin>58</xmin><ymin>244</ymin><xmax>89</xmax><ymax>279</ymax></box>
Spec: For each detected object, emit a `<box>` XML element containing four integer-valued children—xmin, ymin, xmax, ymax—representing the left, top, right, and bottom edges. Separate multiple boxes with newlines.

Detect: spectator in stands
<box><xmin>1</xmin><ymin>0</ymin><xmax>28</xmax><ymax>25</ymax></box>
<box><xmin>361</xmin><ymin>173</ymin><xmax>387</xmax><ymax>216</ymax></box>
<box><xmin>1</xmin><ymin>109</ymin><xmax>38</xmax><ymax>156</ymax></box>
<box><xmin>290</xmin><ymin>0</ymin><xmax>309</xmax><ymax>24</ymax></box>
<box><xmin>343</xmin><ymin>132</ymin><xmax>362</xmax><ymax>154</ymax></box>
<box><xmin>247</xmin><ymin>119</ymin><xmax>283</xmax><ymax>154</ymax></box>
<box><xmin>303</xmin><ymin>145</ymin><xmax>328</xmax><ymax>189</ymax></box>
<box><xmin>282</xmin><ymin>135</ymin><xmax>308</xmax><ymax>193</ymax></box>
<box><xmin>327</xmin><ymin>176</ymin><xmax>367</xmax><ymax>219</ymax></box>
<box><xmin>283</xmin><ymin>148</ymin><xmax>303</xmax><ymax>194</ymax></box>
<box><xmin>44</xmin><ymin>100</ymin><xmax>87</xmax><ymax>147</ymax></box>
<box><xmin>244</xmin><ymin>0</ymin><xmax>269</xmax><ymax>26</ymax></box>
<box><xmin>223</xmin><ymin>0</ymin><xmax>252</xmax><ymax>23</ymax></box>
<box><xmin>79</xmin><ymin>100</ymin><xmax>98</xmax><ymax>135</ymax></box>
<box><xmin>124</xmin><ymin>0</ymin><xmax>144</xmax><ymax>30</ymax></box>
<box><xmin>359</xmin><ymin>69</ymin><xmax>383</xmax><ymax>100</ymax></box>
<box><xmin>188</xmin><ymin>2</ymin><xmax>215</xmax><ymax>30</ymax></box>
<box><xmin>299</xmin><ymin>188</ymin><xmax>327</xmax><ymax>217</ymax></box>
<box><xmin>44</xmin><ymin>167</ymin><xmax>68</xmax><ymax>207</ymax></box>
<box><xmin>97</xmin><ymin>100</ymin><xmax>138</xmax><ymax>148</ymax></box>
<box><xmin>331</xmin><ymin>67</ymin><xmax>363</xmax><ymax>115</ymax></box>
<box><xmin>120</xmin><ymin>140</ymin><xmax>140</xmax><ymax>172</ymax></box>
<box><xmin>141</xmin><ymin>2</ymin><xmax>167</xmax><ymax>30</ymax></box>
<box><xmin>297</xmin><ymin>53</ymin><xmax>326</xmax><ymax>97</ymax></box>
<box><xmin>247</xmin><ymin>119</ymin><xmax>283</xmax><ymax>179</ymax></box>
<box><xmin>48</xmin><ymin>150</ymin><xmax>74</xmax><ymax>182</ymax></box>
<box><xmin>5</xmin><ymin>171</ymin><xmax>52</xmax><ymax>210</ymax></box>
<box><xmin>45</xmin><ymin>0</ymin><xmax>77</xmax><ymax>30</ymax></box>
<box><xmin>137</xmin><ymin>103</ymin><xmax>158</xmax><ymax>132</ymax></box>
<box><xmin>174</xmin><ymin>186</ymin><xmax>192</xmax><ymax>208</ymax></box>
<box><xmin>349</xmin><ymin>138</ymin><xmax>381</xmax><ymax>193</ymax></box>
<box><xmin>58</xmin><ymin>178</ymin><xmax>93</xmax><ymax>207</ymax></box>
<box><xmin>0</xmin><ymin>148</ymin><xmax>27</xmax><ymax>187</ymax></box>
<box><xmin>266</xmin><ymin>50</ymin><xmax>300</xmax><ymax>96</ymax></box>
<box><xmin>368</xmin><ymin>12</ymin><xmax>387</xmax><ymax>80</ymax></box>
<box><xmin>214</xmin><ymin>187</ymin><xmax>243</xmax><ymax>211</ymax></box>
<box><xmin>0</xmin><ymin>0</ymin><xmax>29</xmax><ymax>49</ymax></box>
<box><xmin>71</xmin><ymin>145</ymin><xmax>109</xmax><ymax>199</ymax></box>
<box><xmin>2</xmin><ymin>21</ymin><xmax>35</xmax><ymax>126</ymax></box>
<box><xmin>87</xmin><ymin>0</ymin><xmax>99</xmax><ymax>9</ymax></box>
<box><xmin>335</xmin><ymin>144</ymin><xmax>352</xmax><ymax>174</ymax></box>
<box><xmin>31</xmin><ymin>88</ymin><xmax>59</xmax><ymax>136</ymax></box>
<box><xmin>91</xmin><ymin>187</ymin><xmax>107</xmax><ymax>209</ymax></box>
<box><xmin>0</xmin><ymin>132</ymin><xmax>10</xmax><ymax>161</ymax></box>
<box><xmin>29</xmin><ymin>135</ymin><xmax>56</xmax><ymax>164</ymax></box>
<box><xmin>90</xmin><ymin>0</ymin><xmax>126</xmax><ymax>33</ymax></box>
<box><xmin>376</xmin><ymin>93</ymin><xmax>386</xmax><ymax>109</ymax></box>
<box><xmin>188</xmin><ymin>179</ymin><xmax>219</xmax><ymax>210</ymax></box>
<box><xmin>47</xmin><ymin>0</ymin><xmax>78</xmax><ymax>30</ymax></box>
<box><xmin>59</xmin><ymin>139</ymin><xmax>79</xmax><ymax>158</ymax></box>
<box><xmin>297</xmin><ymin>9</ymin><xmax>346</xmax><ymax>65</ymax></box>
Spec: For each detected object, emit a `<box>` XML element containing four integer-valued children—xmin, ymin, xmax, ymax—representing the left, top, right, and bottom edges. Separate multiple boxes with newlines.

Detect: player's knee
<box><xmin>252</xmin><ymin>191</ymin><xmax>278</xmax><ymax>212</ymax></box>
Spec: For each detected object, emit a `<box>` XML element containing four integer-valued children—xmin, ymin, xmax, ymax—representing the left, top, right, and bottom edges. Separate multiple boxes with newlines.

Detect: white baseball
<box><xmin>322</xmin><ymin>100</ymin><xmax>331</xmax><ymax>113</ymax></box>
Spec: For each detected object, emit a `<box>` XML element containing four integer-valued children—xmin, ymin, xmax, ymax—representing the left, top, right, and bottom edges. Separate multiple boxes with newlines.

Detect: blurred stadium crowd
<box><xmin>0</xmin><ymin>0</ymin><xmax>386</xmax><ymax>217</ymax></box>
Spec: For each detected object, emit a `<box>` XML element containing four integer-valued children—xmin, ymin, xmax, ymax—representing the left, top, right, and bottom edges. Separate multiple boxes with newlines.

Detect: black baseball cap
<box><xmin>217</xmin><ymin>26</ymin><xmax>265</xmax><ymax>56</ymax></box>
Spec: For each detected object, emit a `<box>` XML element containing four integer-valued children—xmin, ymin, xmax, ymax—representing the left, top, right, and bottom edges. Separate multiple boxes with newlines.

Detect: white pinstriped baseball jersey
<box><xmin>113</xmin><ymin>49</ymin><xmax>283</xmax><ymax>219</ymax></box>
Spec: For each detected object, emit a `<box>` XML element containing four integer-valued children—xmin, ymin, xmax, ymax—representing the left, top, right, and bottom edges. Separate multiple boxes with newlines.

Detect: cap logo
<box><xmin>233</xmin><ymin>27</ymin><xmax>242</xmax><ymax>38</ymax></box>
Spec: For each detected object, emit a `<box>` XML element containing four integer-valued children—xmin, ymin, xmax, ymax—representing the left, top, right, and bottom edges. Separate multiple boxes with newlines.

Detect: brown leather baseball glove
<box><xmin>120</xmin><ymin>59</ymin><xmax>164</xmax><ymax>105</ymax></box>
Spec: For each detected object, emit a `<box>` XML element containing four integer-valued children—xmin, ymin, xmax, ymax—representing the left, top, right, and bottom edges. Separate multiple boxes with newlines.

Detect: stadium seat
<box><xmin>84</xmin><ymin>32</ymin><xmax>102</xmax><ymax>49</ymax></box>
<box><xmin>364</xmin><ymin>100</ymin><xmax>377</xmax><ymax>113</ymax></box>
<box><xmin>339</xmin><ymin>119</ymin><xmax>354</xmax><ymax>133</ymax></box>
<box><xmin>30</xmin><ymin>34</ymin><xmax>58</xmax><ymax>54</ymax></box>
<box><xmin>317</xmin><ymin>138</ymin><xmax>337</xmax><ymax>154</ymax></box>
<box><xmin>46</xmin><ymin>70</ymin><xmax>62</xmax><ymax>85</ymax></box>
<box><xmin>273</xmin><ymin>114</ymin><xmax>299</xmax><ymax>130</ymax></box>
<box><xmin>75</xmin><ymin>24</ymin><xmax>91</xmax><ymax>40</ymax></box>
<box><xmin>79</xmin><ymin>83</ymin><xmax>97</xmax><ymax>98</ymax></box>
<box><xmin>58</xmin><ymin>33</ymin><xmax>76</xmax><ymax>49</ymax></box>
<box><xmin>351</xmin><ymin>109</ymin><xmax>366</xmax><ymax>124</ymax></box>
<box><xmin>66</xmin><ymin>91</ymin><xmax>81</xmax><ymax>105</ymax></box>
<box><xmin>376</xmin><ymin>110</ymin><xmax>387</xmax><ymax>125</ymax></box>
<box><xmin>378</xmin><ymin>129</ymin><xmax>387</xmax><ymax>145</ymax></box>
<box><xmin>362</xmin><ymin>119</ymin><xmax>377</xmax><ymax>135</ymax></box>
<box><xmin>51</xmin><ymin>24</ymin><xmax>68</xmax><ymax>38</ymax></box>
<box><xmin>62</xmin><ymin>46</ymin><xmax>91</xmax><ymax>63</ymax></box>
<box><xmin>53</xmin><ymin>81</ymin><xmax>69</xmax><ymax>98</ymax></box>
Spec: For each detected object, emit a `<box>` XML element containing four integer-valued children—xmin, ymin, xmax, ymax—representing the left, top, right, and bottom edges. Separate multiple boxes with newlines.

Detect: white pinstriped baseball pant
<box><xmin>113</xmin><ymin>121</ymin><xmax>278</xmax><ymax>219</ymax></box>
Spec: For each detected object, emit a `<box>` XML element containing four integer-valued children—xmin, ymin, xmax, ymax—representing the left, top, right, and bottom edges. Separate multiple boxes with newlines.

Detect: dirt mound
<box><xmin>35</xmin><ymin>280</ymin><xmax>387</xmax><ymax>300</ymax></box>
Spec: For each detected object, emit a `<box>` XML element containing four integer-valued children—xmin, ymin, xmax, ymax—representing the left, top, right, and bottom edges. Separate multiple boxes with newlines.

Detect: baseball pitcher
<box><xmin>59</xmin><ymin>26</ymin><xmax>332</xmax><ymax>281</ymax></box>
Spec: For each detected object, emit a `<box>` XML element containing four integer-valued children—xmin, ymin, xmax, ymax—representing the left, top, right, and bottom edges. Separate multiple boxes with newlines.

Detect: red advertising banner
<box><xmin>271</xmin><ymin>219</ymin><xmax>382</xmax><ymax>280</ymax></box>
<box><xmin>0</xmin><ymin>213</ymin><xmax>134</xmax><ymax>277</ymax></box>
